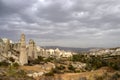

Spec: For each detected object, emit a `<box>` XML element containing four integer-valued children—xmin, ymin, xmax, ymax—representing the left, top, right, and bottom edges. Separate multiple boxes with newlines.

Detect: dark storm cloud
<box><xmin>0</xmin><ymin>0</ymin><xmax>120</xmax><ymax>47</ymax></box>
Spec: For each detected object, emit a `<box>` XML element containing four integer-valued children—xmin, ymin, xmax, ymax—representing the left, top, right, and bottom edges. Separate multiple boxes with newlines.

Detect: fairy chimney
<box><xmin>19</xmin><ymin>33</ymin><xmax>28</xmax><ymax>65</ymax></box>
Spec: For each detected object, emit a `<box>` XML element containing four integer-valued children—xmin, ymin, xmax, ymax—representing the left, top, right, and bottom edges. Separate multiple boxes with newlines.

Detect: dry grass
<box><xmin>20</xmin><ymin>65</ymin><xmax>45</xmax><ymax>72</ymax></box>
<box><xmin>43</xmin><ymin>67</ymin><xmax>117</xmax><ymax>80</ymax></box>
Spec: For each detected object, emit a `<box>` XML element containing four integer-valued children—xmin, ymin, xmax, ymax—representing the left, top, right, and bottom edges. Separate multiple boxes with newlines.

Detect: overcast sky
<box><xmin>0</xmin><ymin>0</ymin><xmax>120</xmax><ymax>48</ymax></box>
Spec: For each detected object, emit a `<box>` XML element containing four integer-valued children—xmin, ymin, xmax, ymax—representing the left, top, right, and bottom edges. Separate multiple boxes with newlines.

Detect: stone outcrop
<box><xmin>28</xmin><ymin>39</ymin><xmax>37</xmax><ymax>60</ymax></box>
<box><xmin>4</xmin><ymin>39</ymin><xmax>11</xmax><ymax>55</ymax></box>
<box><xmin>0</xmin><ymin>38</ymin><xmax>11</xmax><ymax>61</ymax></box>
<box><xmin>89</xmin><ymin>48</ymin><xmax>120</xmax><ymax>56</ymax></box>
<box><xmin>19</xmin><ymin>33</ymin><xmax>28</xmax><ymax>65</ymax></box>
<box><xmin>0</xmin><ymin>33</ymin><xmax>73</xmax><ymax>65</ymax></box>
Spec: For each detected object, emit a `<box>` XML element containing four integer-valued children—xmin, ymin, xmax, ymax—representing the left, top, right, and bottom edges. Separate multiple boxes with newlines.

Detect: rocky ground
<box><xmin>0</xmin><ymin>66</ymin><xmax>34</xmax><ymax>80</ymax></box>
<box><xmin>0</xmin><ymin>65</ymin><xmax>120</xmax><ymax>80</ymax></box>
<box><xmin>38</xmin><ymin>67</ymin><xmax>120</xmax><ymax>80</ymax></box>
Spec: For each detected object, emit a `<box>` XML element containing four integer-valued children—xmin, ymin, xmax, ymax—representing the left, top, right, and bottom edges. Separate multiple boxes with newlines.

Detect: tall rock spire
<box><xmin>28</xmin><ymin>39</ymin><xmax>37</xmax><ymax>60</ymax></box>
<box><xmin>4</xmin><ymin>39</ymin><xmax>11</xmax><ymax>54</ymax></box>
<box><xmin>19</xmin><ymin>33</ymin><xmax>28</xmax><ymax>65</ymax></box>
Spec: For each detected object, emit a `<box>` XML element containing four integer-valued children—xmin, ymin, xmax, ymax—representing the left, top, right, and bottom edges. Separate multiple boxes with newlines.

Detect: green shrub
<box><xmin>56</xmin><ymin>65</ymin><xmax>65</xmax><ymax>70</ymax></box>
<box><xmin>12</xmin><ymin>62</ymin><xmax>19</xmax><ymax>68</ymax></box>
<box><xmin>111</xmin><ymin>72</ymin><xmax>120</xmax><ymax>80</ymax></box>
<box><xmin>44</xmin><ymin>71</ymin><xmax>54</xmax><ymax>76</ymax></box>
<box><xmin>28</xmin><ymin>58</ymin><xmax>40</xmax><ymax>65</ymax></box>
<box><xmin>0</xmin><ymin>61</ymin><xmax>10</xmax><ymax>67</ymax></box>
<box><xmin>38</xmin><ymin>56</ymin><xmax>44</xmax><ymax>61</ymax></box>
<box><xmin>16</xmin><ymin>70</ymin><xmax>27</xmax><ymax>77</ymax></box>
<box><xmin>45</xmin><ymin>57</ymin><xmax>54</xmax><ymax>62</ymax></box>
<box><xmin>68</xmin><ymin>64</ymin><xmax>75</xmax><ymax>71</ymax></box>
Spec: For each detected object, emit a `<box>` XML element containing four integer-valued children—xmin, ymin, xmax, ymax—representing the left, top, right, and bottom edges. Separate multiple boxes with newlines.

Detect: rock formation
<box><xmin>4</xmin><ymin>39</ymin><xmax>11</xmax><ymax>55</ymax></box>
<box><xmin>0</xmin><ymin>33</ymin><xmax>73</xmax><ymax>65</ymax></box>
<box><xmin>28</xmin><ymin>39</ymin><xmax>37</xmax><ymax>60</ymax></box>
<box><xmin>19</xmin><ymin>33</ymin><xmax>28</xmax><ymax>65</ymax></box>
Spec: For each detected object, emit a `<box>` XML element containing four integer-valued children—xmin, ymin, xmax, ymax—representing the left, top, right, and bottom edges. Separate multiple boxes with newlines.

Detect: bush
<box><xmin>44</xmin><ymin>70</ymin><xmax>54</xmax><ymax>76</ymax></box>
<box><xmin>72</xmin><ymin>54</ymin><xmax>85</xmax><ymax>62</ymax></box>
<box><xmin>108</xmin><ymin>62</ymin><xmax>120</xmax><ymax>70</ymax></box>
<box><xmin>27</xmin><ymin>56</ymin><xmax>44</xmax><ymax>65</ymax></box>
<box><xmin>68</xmin><ymin>64</ymin><xmax>75</xmax><ymax>71</ymax></box>
<box><xmin>56</xmin><ymin>65</ymin><xmax>65</xmax><ymax>70</ymax></box>
<box><xmin>0</xmin><ymin>61</ymin><xmax>10</xmax><ymax>67</ymax></box>
<box><xmin>111</xmin><ymin>72</ymin><xmax>120</xmax><ymax>80</ymax></box>
<box><xmin>45</xmin><ymin>57</ymin><xmax>54</xmax><ymax>62</ymax></box>
<box><xmin>12</xmin><ymin>62</ymin><xmax>19</xmax><ymax>68</ymax></box>
<box><xmin>38</xmin><ymin>56</ymin><xmax>44</xmax><ymax>61</ymax></box>
<box><xmin>28</xmin><ymin>59</ymin><xmax>40</xmax><ymax>65</ymax></box>
<box><xmin>16</xmin><ymin>70</ymin><xmax>27</xmax><ymax>77</ymax></box>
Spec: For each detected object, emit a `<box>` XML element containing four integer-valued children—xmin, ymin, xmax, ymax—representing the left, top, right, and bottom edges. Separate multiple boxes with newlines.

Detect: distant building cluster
<box><xmin>0</xmin><ymin>33</ymin><xmax>73</xmax><ymax>65</ymax></box>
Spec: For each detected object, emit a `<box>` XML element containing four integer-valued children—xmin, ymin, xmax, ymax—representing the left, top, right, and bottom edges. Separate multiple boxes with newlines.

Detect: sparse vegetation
<box><xmin>44</xmin><ymin>57</ymin><xmax>55</xmax><ymax>63</ymax></box>
<box><xmin>52</xmin><ymin>65</ymin><xmax>66</xmax><ymax>74</ymax></box>
<box><xmin>72</xmin><ymin>54</ymin><xmax>120</xmax><ymax>71</ymax></box>
<box><xmin>44</xmin><ymin>69</ymin><xmax>54</xmax><ymax>76</ymax></box>
<box><xmin>57</xmin><ymin>65</ymin><xmax>65</xmax><ymax>70</ymax></box>
<box><xmin>28</xmin><ymin>56</ymin><xmax>44</xmax><ymax>65</ymax></box>
<box><xmin>0</xmin><ymin>61</ymin><xmax>10</xmax><ymax>67</ymax></box>
<box><xmin>12</xmin><ymin>62</ymin><xmax>19</xmax><ymax>68</ymax></box>
<box><xmin>68</xmin><ymin>64</ymin><xmax>75</xmax><ymax>72</ymax></box>
<box><xmin>93</xmin><ymin>72</ymin><xmax>120</xmax><ymax>80</ymax></box>
<box><xmin>0</xmin><ymin>65</ymin><xmax>34</xmax><ymax>80</ymax></box>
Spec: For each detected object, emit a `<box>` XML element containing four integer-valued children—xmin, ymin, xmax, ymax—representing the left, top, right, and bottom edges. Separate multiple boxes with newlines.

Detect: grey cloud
<box><xmin>0</xmin><ymin>0</ymin><xmax>120</xmax><ymax>47</ymax></box>
<box><xmin>0</xmin><ymin>0</ymin><xmax>36</xmax><ymax>16</ymax></box>
<box><xmin>37</xmin><ymin>2</ymin><xmax>71</xmax><ymax>22</ymax></box>
<box><xmin>0</xmin><ymin>28</ymin><xmax>20</xmax><ymax>41</ymax></box>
